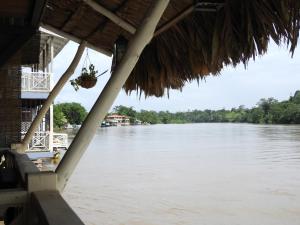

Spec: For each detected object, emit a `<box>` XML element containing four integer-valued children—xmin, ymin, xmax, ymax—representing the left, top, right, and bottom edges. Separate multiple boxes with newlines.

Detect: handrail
<box><xmin>21</xmin><ymin>131</ymin><xmax>50</xmax><ymax>152</ymax></box>
<box><xmin>21</xmin><ymin>72</ymin><xmax>52</xmax><ymax>92</ymax></box>
<box><xmin>31</xmin><ymin>191</ymin><xmax>85</xmax><ymax>225</ymax></box>
<box><xmin>53</xmin><ymin>133</ymin><xmax>68</xmax><ymax>149</ymax></box>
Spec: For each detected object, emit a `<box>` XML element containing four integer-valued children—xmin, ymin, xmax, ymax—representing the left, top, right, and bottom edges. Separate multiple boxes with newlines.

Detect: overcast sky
<box><xmin>53</xmin><ymin>41</ymin><xmax>300</xmax><ymax>112</ymax></box>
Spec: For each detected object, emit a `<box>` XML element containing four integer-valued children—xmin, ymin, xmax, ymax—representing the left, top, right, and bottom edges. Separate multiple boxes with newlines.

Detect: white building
<box><xmin>21</xmin><ymin>31</ymin><xmax>68</xmax><ymax>154</ymax></box>
<box><xmin>105</xmin><ymin>114</ymin><xmax>130</xmax><ymax>126</ymax></box>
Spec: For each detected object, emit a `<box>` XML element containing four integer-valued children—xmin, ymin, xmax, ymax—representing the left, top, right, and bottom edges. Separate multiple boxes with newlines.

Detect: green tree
<box><xmin>257</xmin><ymin>98</ymin><xmax>278</xmax><ymax>123</ymax></box>
<box><xmin>53</xmin><ymin>106</ymin><xmax>67</xmax><ymax>128</ymax></box>
<box><xmin>105</xmin><ymin>91</ymin><xmax>300</xmax><ymax>125</ymax></box>
<box><xmin>258</xmin><ymin>98</ymin><xmax>278</xmax><ymax>114</ymax></box>
<box><xmin>55</xmin><ymin>102</ymin><xmax>87</xmax><ymax>125</ymax></box>
<box><xmin>137</xmin><ymin>110</ymin><xmax>160</xmax><ymax>124</ymax></box>
<box><xmin>282</xmin><ymin>103</ymin><xmax>300</xmax><ymax>123</ymax></box>
<box><xmin>158</xmin><ymin>111</ymin><xmax>171</xmax><ymax>124</ymax></box>
<box><xmin>268</xmin><ymin>103</ymin><xmax>285</xmax><ymax>123</ymax></box>
<box><xmin>291</xmin><ymin>90</ymin><xmax>300</xmax><ymax>104</ymax></box>
<box><xmin>247</xmin><ymin>108</ymin><xmax>264</xmax><ymax>123</ymax></box>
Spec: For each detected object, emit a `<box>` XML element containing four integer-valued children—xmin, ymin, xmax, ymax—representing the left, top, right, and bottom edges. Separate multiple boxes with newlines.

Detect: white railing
<box><xmin>53</xmin><ymin>133</ymin><xmax>68</xmax><ymax>149</ymax></box>
<box><xmin>21</xmin><ymin>131</ymin><xmax>68</xmax><ymax>152</ymax></box>
<box><xmin>21</xmin><ymin>131</ymin><xmax>50</xmax><ymax>152</ymax></box>
<box><xmin>21</xmin><ymin>72</ymin><xmax>52</xmax><ymax>92</ymax></box>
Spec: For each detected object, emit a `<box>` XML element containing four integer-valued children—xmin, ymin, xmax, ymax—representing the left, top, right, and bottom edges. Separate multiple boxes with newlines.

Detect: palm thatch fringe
<box><xmin>124</xmin><ymin>0</ymin><xmax>300</xmax><ymax>97</ymax></box>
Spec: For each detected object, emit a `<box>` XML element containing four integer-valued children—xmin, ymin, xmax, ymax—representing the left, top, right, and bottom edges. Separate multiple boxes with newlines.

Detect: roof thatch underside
<box><xmin>42</xmin><ymin>0</ymin><xmax>300</xmax><ymax>97</ymax></box>
<box><xmin>0</xmin><ymin>0</ymin><xmax>45</xmax><ymax>67</ymax></box>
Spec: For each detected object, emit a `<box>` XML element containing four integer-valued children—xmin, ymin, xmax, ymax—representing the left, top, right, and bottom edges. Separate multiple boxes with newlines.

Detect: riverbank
<box><xmin>106</xmin><ymin>91</ymin><xmax>300</xmax><ymax>125</ymax></box>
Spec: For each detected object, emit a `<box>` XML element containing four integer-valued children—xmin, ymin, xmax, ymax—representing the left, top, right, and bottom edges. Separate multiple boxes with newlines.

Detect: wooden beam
<box><xmin>83</xmin><ymin>0</ymin><xmax>136</xmax><ymax>34</ymax></box>
<box><xmin>61</xmin><ymin>4</ymin><xmax>86</xmax><ymax>32</ymax></box>
<box><xmin>154</xmin><ymin>2</ymin><xmax>224</xmax><ymax>37</ymax></box>
<box><xmin>85</xmin><ymin>18</ymin><xmax>107</xmax><ymax>40</ymax></box>
<box><xmin>84</xmin><ymin>1</ymin><xmax>207</xmax><ymax>39</ymax></box>
<box><xmin>84</xmin><ymin>1</ymin><xmax>199</xmax><ymax>40</ymax></box>
<box><xmin>154</xmin><ymin>5</ymin><xmax>194</xmax><ymax>37</ymax></box>
<box><xmin>40</xmin><ymin>23</ymin><xmax>111</xmax><ymax>56</ymax></box>
<box><xmin>31</xmin><ymin>0</ymin><xmax>47</xmax><ymax>28</ymax></box>
<box><xmin>85</xmin><ymin>0</ymin><xmax>129</xmax><ymax>39</ymax></box>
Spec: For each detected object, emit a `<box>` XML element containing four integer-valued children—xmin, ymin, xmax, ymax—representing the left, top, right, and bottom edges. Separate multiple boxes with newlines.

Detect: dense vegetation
<box><xmin>54</xmin><ymin>91</ymin><xmax>300</xmax><ymax>127</ymax></box>
<box><xmin>54</xmin><ymin>102</ymin><xmax>87</xmax><ymax>128</ymax></box>
<box><xmin>112</xmin><ymin>91</ymin><xmax>300</xmax><ymax>124</ymax></box>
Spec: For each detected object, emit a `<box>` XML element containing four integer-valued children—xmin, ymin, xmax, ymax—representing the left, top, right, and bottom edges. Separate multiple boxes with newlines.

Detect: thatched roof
<box><xmin>41</xmin><ymin>1</ymin><xmax>300</xmax><ymax>96</ymax></box>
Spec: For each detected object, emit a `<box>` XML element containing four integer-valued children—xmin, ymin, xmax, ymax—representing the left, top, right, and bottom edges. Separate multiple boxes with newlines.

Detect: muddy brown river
<box><xmin>59</xmin><ymin>124</ymin><xmax>300</xmax><ymax>225</ymax></box>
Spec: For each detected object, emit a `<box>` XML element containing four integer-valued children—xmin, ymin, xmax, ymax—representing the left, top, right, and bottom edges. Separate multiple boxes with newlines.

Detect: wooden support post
<box><xmin>56</xmin><ymin>0</ymin><xmax>170</xmax><ymax>192</ymax></box>
<box><xmin>50</xmin><ymin>37</ymin><xmax>54</xmax><ymax>73</ymax></box>
<box><xmin>49</xmin><ymin>37</ymin><xmax>54</xmax><ymax>152</ymax></box>
<box><xmin>12</xmin><ymin>42</ymin><xmax>87</xmax><ymax>152</ymax></box>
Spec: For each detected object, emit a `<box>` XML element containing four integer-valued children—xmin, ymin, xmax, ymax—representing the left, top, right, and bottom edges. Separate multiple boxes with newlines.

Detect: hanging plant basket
<box><xmin>76</xmin><ymin>75</ymin><xmax>97</xmax><ymax>89</ymax></box>
<box><xmin>70</xmin><ymin>49</ymin><xmax>108</xmax><ymax>91</ymax></box>
<box><xmin>71</xmin><ymin>64</ymin><xmax>98</xmax><ymax>91</ymax></box>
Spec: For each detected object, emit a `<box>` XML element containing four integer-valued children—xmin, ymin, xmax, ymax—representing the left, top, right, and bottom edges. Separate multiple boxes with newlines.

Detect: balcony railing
<box><xmin>53</xmin><ymin>133</ymin><xmax>68</xmax><ymax>149</ymax></box>
<box><xmin>21</xmin><ymin>131</ymin><xmax>50</xmax><ymax>152</ymax></box>
<box><xmin>21</xmin><ymin>72</ymin><xmax>51</xmax><ymax>92</ymax></box>
<box><xmin>21</xmin><ymin>131</ymin><xmax>68</xmax><ymax>152</ymax></box>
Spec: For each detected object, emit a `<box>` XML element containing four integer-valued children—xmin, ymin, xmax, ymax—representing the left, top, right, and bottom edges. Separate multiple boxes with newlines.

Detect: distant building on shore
<box><xmin>105</xmin><ymin>114</ymin><xmax>130</xmax><ymax>126</ymax></box>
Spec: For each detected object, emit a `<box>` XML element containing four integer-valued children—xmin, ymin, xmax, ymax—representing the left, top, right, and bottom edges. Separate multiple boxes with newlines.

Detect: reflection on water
<box><xmin>62</xmin><ymin>124</ymin><xmax>300</xmax><ymax>225</ymax></box>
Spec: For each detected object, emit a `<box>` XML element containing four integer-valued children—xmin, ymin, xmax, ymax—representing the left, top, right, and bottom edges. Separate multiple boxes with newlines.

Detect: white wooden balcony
<box><xmin>21</xmin><ymin>131</ymin><xmax>68</xmax><ymax>152</ymax></box>
<box><xmin>21</xmin><ymin>131</ymin><xmax>50</xmax><ymax>152</ymax></box>
<box><xmin>53</xmin><ymin>133</ymin><xmax>68</xmax><ymax>149</ymax></box>
<box><xmin>21</xmin><ymin>72</ymin><xmax>52</xmax><ymax>92</ymax></box>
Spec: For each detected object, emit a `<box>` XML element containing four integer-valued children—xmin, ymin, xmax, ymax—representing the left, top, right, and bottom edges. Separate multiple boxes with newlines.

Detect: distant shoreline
<box><xmin>55</xmin><ymin>122</ymin><xmax>300</xmax><ymax>134</ymax></box>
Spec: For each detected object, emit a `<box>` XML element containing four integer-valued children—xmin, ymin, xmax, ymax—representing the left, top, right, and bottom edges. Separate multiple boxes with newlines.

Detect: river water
<box><xmin>62</xmin><ymin>123</ymin><xmax>300</xmax><ymax>225</ymax></box>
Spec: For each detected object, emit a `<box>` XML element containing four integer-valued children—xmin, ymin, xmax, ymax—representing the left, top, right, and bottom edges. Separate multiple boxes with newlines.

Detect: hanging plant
<box><xmin>70</xmin><ymin>49</ymin><xmax>108</xmax><ymax>91</ymax></box>
<box><xmin>71</xmin><ymin>64</ymin><xmax>98</xmax><ymax>91</ymax></box>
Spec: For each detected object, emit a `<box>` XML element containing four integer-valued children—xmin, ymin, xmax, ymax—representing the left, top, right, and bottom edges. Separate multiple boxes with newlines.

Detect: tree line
<box><xmin>54</xmin><ymin>90</ymin><xmax>300</xmax><ymax>127</ymax></box>
<box><xmin>112</xmin><ymin>90</ymin><xmax>300</xmax><ymax>124</ymax></box>
<box><xmin>54</xmin><ymin>102</ymin><xmax>87</xmax><ymax>128</ymax></box>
